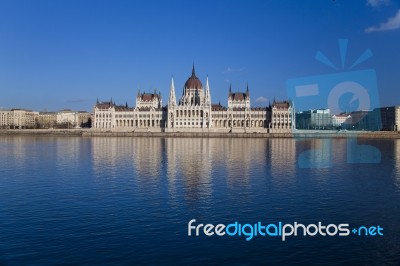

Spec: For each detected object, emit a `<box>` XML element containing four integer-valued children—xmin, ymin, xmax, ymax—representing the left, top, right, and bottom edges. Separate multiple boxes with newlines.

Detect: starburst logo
<box><xmin>316</xmin><ymin>39</ymin><xmax>374</xmax><ymax>116</ymax></box>
<box><xmin>315</xmin><ymin>39</ymin><xmax>372</xmax><ymax>71</ymax></box>
<box><xmin>286</xmin><ymin>39</ymin><xmax>381</xmax><ymax>168</ymax></box>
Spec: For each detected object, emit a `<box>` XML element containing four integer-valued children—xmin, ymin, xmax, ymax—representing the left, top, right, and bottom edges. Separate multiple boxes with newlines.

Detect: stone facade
<box><xmin>332</xmin><ymin>114</ymin><xmax>351</xmax><ymax>127</ymax></box>
<box><xmin>93</xmin><ymin>66</ymin><xmax>295</xmax><ymax>133</ymax></box>
<box><xmin>0</xmin><ymin>109</ymin><xmax>38</xmax><ymax>129</ymax></box>
<box><xmin>270</xmin><ymin>101</ymin><xmax>295</xmax><ymax>133</ymax></box>
<box><xmin>37</xmin><ymin>112</ymin><xmax>57</xmax><ymax>128</ymax></box>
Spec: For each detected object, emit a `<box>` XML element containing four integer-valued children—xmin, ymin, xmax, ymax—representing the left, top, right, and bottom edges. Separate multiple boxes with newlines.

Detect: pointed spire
<box><xmin>205</xmin><ymin>75</ymin><xmax>211</xmax><ymax>106</ymax></box>
<box><xmin>168</xmin><ymin>75</ymin><xmax>177</xmax><ymax>107</ymax></box>
<box><xmin>96</xmin><ymin>97</ymin><xmax>99</xmax><ymax>104</ymax></box>
<box><xmin>171</xmin><ymin>75</ymin><xmax>175</xmax><ymax>90</ymax></box>
<box><xmin>125</xmin><ymin>101</ymin><xmax>128</xmax><ymax>108</ymax></box>
<box><xmin>192</xmin><ymin>63</ymin><xmax>195</xmax><ymax>76</ymax></box>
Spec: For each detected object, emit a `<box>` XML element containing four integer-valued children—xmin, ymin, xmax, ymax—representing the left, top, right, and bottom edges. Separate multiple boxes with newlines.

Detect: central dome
<box><xmin>184</xmin><ymin>65</ymin><xmax>203</xmax><ymax>90</ymax></box>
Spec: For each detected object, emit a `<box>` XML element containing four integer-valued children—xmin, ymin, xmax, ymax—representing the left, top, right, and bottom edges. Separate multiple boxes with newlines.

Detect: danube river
<box><xmin>0</xmin><ymin>136</ymin><xmax>399</xmax><ymax>265</ymax></box>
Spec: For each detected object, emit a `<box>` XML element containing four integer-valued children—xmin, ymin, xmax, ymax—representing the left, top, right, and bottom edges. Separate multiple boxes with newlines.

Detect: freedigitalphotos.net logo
<box><xmin>287</xmin><ymin>39</ymin><xmax>381</xmax><ymax>168</ymax></box>
<box><xmin>188</xmin><ymin>219</ymin><xmax>383</xmax><ymax>241</ymax></box>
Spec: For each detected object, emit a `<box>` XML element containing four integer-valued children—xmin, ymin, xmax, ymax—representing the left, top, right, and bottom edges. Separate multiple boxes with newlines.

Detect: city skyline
<box><xmin>1</xmin><ymin>0</ymin><xmax>399</xmax><ymax>112</ymax></box>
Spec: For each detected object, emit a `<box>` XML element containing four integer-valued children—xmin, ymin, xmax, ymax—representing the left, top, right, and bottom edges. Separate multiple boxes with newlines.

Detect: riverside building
<box><xmin>0</xmin><ymin>109</ymin><xmax>39</xmax><ymax>129</ymax></box>
<box><xmin>93</xmin><ymin>66</ymin><xmax>295</xmax><ymax>133</ymax></box>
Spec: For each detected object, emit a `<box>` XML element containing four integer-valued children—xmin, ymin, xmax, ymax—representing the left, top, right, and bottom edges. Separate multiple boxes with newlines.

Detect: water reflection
<box><xmin>0</xmin><ymin>136</ymin><xmax>32</xmax><ymax>171</ymax></box>
<box><xmin>55</xmin><ymin>137</ymin><xmax>82</xmax><ymax>171</ymax></box>
<box><xmin>165</xmin><ymin>138</ymin><xmax>212</xmax><ymax>205</ymax></box>
<box><xmin>270</xmin><ymin>138</ymin><xmax>296</xmax><ymax>187</ymax></box>
<box><xmin>89</xmin><ymin>137</ymin><xmax>400</xmax><ymax>193</ymax></box>
<box><xmin>91</xmin><ymin>138</ymin><xmax>299</xmax><ymax>196</ymax></box>
<box><xmin>394</xmin><ymin>140</ymin><xmax>400</xmax><ymax>189</ymax></box>
<box><xmin>131</xmin><ymin>138</ymin><xmax>163</xmax><ymax>182</ymax></box>
<box><xmin>91</xmin><ymin>137</ymin><xmax>135</xmax><ymax>178</ymax></box>
<box><xmin>1</xmin><ymin>136</ymin><xmax>400</xmax><ymax>265</ymax></box>
<box><xmin>0</xmin><ymin>136</ymin><xmax>92</xmax><ymax>178</ymax></box>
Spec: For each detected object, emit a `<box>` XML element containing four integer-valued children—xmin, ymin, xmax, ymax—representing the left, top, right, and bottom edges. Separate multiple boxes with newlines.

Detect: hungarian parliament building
<box><xmin>93</xmin><ymin>66</ymin><xmax>295</xmax><ymax>133</ymax></box>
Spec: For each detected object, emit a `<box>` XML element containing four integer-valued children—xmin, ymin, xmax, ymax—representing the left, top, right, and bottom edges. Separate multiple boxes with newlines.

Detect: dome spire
<box><xmin>192</xmin><ymin>63</ymin><xmax>195</xmax><ymax>76</ymax></box>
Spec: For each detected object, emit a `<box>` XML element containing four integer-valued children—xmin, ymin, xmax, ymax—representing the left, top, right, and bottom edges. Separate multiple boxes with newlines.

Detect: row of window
<box><xmin>116</xmin><ymin>114</ymin><xmax>134</xmax><ymax>118</ymax></box>
<box><xmin>97</xmin><ymin>113</ymin><xmax>162</xmax><ymax>119</ymax></box>
<box><xmin>213</xmin><ymin>120</ymin><xmax>266</xmax><ymax>128</ymax></box>
<box><xmin>176</xmin><ymin>122</ymin><xmax>205</xmax><ymax>126</ymax></box>
<box><xmin>96</xmin><ymin>113</ymin><xmax>111</xmax><ymax>118</ymax></box>
<box><xmin>175</xmin><ymin>109</ymin><xmax>204</xmax><ymax>117</ymax></box>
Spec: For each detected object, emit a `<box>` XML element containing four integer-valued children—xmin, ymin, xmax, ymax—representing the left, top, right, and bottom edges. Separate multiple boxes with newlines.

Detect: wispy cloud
<box><xmin>365</xmin><ymin>9</ymin><xmax>400</xmax><ymax>32</ymax></box>
<box><xmin>255</xmin><ymin>96</ymin><xmax>268</xmax><ymax>103</ymax></box>
<box><xmin>222</xmin><ymin>67</ymin><xmax>245</xmax><ymax>74</ymax></box>
<box><xmin>366</xmin><ymin>0</ymin><xmax>389</xmax><ymax>7</ymax></box>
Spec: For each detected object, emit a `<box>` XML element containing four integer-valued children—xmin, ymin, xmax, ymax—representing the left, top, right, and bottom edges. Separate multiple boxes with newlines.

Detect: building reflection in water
<box><xmin>219</xmin><ymin>138</ymin><xmax>267</xmax><ymax>187</ymax></box>
<box><xmin>1</xmin><ymin>136</ymin><xmax>96</xmax><ymax>181</ymax></box>
<box><xmin>91</xmin><ymin>137</ymin><xmax>135</xmax><ymax>178</ymax></box>
<box><xmin>91</xmin><ymin>137</ymin><xmax>163</xmax><ymax>181</ymax></box>
<box><xmin>1</xmin><ymin>136</ymin><xmax>33</xmax><ymax>171</ymax></box>
<box><xmin>90</xmin><ymin>137</ymin><xmax>297</xmax><ymax>202</ymax></box>
<box><xmin>55</xmin><ymin>137</ymin><xmax>84</xmax><ymax>172</ymax></box>
<box><xmin>269</xmin><ymin>138</ymin><xmax>297</xmax><ymax>188</ymax></box>
<box><xmin>294</xmin><ymin>139</ymin><xmax>333</xmax><ymax>169</ymax></box>
<box><xmin>394</xmin><ymin>140</ymin><xmax>400</xmax><ymax>190</ymax></box>
<box><xmin>92</xmin><ymin>137</ymin><xmax>272</xmax><ymax>207</ymax></box>
<box><xmin>165</xmin><ymin>138</ymin><xmax>272</xmax><ymax>207</ymax></box>
<box><xmin>131</xmin><ymin>138</ymin><xmax>163</xmax><ymax>183</ymax></box>
<box><xmin>165</xmin><ymin>138</ymin><xmax>212</xmax><ymax>206</ymax></box>
<box><xmin>91</xmin><ymin>137</ymin><xmax>400</xmax><ymax>201</ymax></box>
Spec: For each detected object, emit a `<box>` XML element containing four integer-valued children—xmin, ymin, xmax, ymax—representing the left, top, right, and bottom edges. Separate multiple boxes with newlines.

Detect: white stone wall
<box><xmin>270</xmin><ymin>104</ymin><xmax>294</xmax><ymax>133</ymax></box>
<box><xmin>0</xmin><ymin>111</ymin><xmax>10</xmax><ymax>128</ymax></box>
<box><xmin>57</xmin><ymin>111</ymin><xmax>78</xmax><ymax>125</ymax></box>
<box><xmin>395</xmin><ymin>106</ymin><xmax>400</xmax><ymax>131</ymax></box>
<box><xmin>332</xmin><ymin>115</ymin><xmax>351</xmax><ymax>127</ymax></box>
<box><xmin>0</xmin><ymin>109</ymin><xmax>38</xmax><ymax>129</ymax></box>
<box><xmin>94</xmin><ymin>107</ymin><xmax>114</xmax><ymax>129</ymax></box>
<box><xmin>227</xmin><ymin>98</ymin><xmax>250</xmax><ymax>109</ymax></box>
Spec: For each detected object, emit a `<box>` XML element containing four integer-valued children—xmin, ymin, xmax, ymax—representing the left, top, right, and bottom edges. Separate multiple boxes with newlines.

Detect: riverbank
<box><xmin>1</xmin><ymin>129</ymin><xmax>400</xmax><ymax>138</ymax></box>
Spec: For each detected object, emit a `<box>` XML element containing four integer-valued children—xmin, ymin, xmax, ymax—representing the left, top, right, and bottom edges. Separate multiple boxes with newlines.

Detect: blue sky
<box><xmin>0</xmin><ymin>0</ymin><xmax>399</xmax><ymax>112</ymax></box>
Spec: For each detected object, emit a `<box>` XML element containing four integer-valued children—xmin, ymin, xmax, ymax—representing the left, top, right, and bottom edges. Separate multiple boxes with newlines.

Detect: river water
<box><xmin>0</xmin><ymin>136</ymin><xmax>399</xmax><ymax>265</ymax></box>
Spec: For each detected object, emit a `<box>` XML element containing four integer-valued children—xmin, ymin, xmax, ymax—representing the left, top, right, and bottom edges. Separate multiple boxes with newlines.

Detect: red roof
<box><xmin>211</xmin><ymin>103</ymin><xmax>226</xmax><ymax>111</ymax></box>
<box><xmin>141</xmin><ymin>93</ymin><xmax>159</xmax><ymax>101</ymax></box>
<box><xmin>230</xmin><ymin>92</ymin><xmax>248</xmax><ymax>101</ymax></box>
<box><xmin>273</xmin><ymin>101</ymin><xmax>289</xmax><ymax>108</ymax></box>
<box><xmin>184</xmin><ymin>65</ymin><xmax>203</xmax><ymax>90</ymax></box>
<box><xmin>96</xmin><ymin>102</ymin><xmax>114</xmax><ymax>109</ymax></box>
